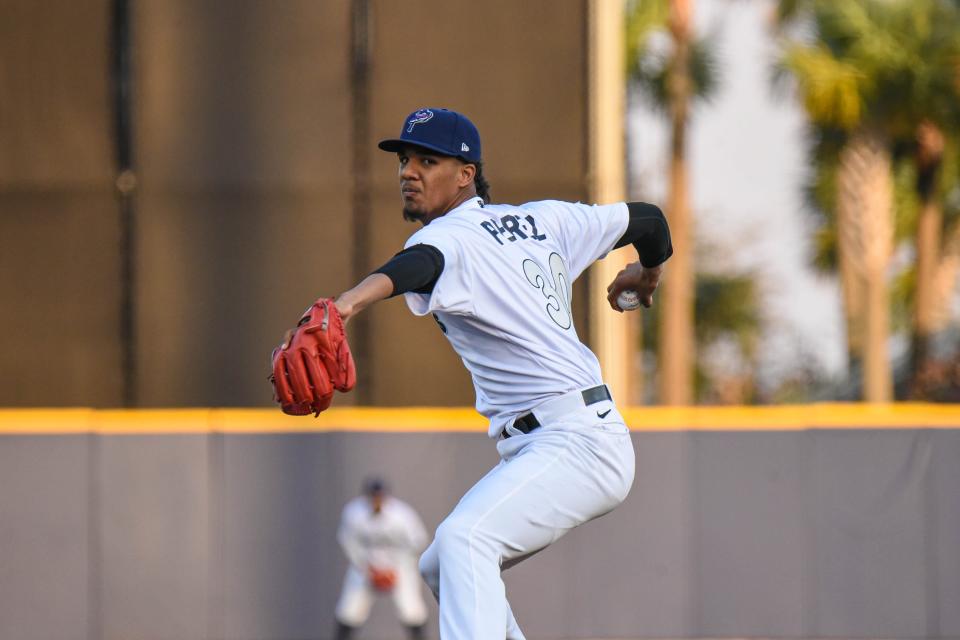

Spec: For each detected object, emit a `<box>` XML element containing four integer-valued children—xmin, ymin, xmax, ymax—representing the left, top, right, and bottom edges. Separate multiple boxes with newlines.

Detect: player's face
<box><xmin>397</xmin><ymin>146</ymin><xmax>475</xmax><ymax>225</ymax></box>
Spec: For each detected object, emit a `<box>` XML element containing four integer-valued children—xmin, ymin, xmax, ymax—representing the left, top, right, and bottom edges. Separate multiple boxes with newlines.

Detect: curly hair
<box><xmin>472</xmin><ymin>161</ymin><xmax>491</xmax><ymax>203</ymax></box>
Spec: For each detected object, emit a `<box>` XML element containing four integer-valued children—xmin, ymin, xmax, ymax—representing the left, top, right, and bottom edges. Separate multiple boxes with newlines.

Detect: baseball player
<box><xmin>333</xmin><ymin>477</ymin><xmax>429</xmax><ymax>640</ymax></box>
<box><xmin>271</xmin><ymin>107</ymin><xmax>672</xmax><ymax>639</ymax></box>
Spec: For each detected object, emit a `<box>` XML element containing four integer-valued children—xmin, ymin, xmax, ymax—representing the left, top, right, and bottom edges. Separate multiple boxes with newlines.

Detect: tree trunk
<box><xmin>837</xmin><ymin>128</ymin><xmax>893</xmax><ymax>402</ymax></box>
<box><xmin>912</xmin><ymin>198</ymin><xmax>942</xmax><ymax>368</ymax></box>
<box><xmin>838</xmin><ymin>233</ymin><xmax>866</xmax><ymax>378</ymax></box>
<box><xmin>657</xmin><ymin>0</ymin><xmax>694</xmax><ymax>405</ymax></box>
<box><xmin>863</xmin><ymin>262</ymin><xmax>892</xmax><ymax>402</ymax></box>
<box><xmin>910</xmin><ymin>120</ymin><xmax>945</xmax><ymax>390</ymax></box>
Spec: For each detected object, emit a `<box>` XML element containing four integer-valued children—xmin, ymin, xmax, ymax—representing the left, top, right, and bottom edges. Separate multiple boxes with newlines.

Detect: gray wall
<box><xmin>2</xmin><ymin>427</ymin><xmax>959</xmax><ymax>640</ymax></box>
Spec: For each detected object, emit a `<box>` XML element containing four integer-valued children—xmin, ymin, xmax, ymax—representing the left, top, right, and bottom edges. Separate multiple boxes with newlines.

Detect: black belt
<box><xmin>504</xmin><ymin>385</ymin><xmax>612</xmax><ymax>438</ymax></box>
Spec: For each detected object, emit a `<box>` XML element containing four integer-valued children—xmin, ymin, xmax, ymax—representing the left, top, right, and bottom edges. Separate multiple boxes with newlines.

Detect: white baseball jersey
<box><xmin>403</xmin><ymin>196</ymin><xmax>629</xmax><ymax>437</ymax></box>
<box><xmin>337</xmin><ymin>495</ymin><xmax>428</xmax><ymax>571</ymax></box>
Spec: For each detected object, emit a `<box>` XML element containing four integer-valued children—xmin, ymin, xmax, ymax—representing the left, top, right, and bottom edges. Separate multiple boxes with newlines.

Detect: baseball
<box><xmin>617</xmin><ymin>289</ymin><xmax>641</xmax><ymax>311</ymax></box>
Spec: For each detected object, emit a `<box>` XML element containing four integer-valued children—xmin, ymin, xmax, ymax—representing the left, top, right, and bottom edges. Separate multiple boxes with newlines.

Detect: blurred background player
<box><xmin>333</xmin><ymin>477</ymin><xmax>429</xmax><ymax>639</ymax></box>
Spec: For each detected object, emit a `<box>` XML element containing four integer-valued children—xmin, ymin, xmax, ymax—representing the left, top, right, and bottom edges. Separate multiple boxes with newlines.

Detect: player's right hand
<box><xmin>606</xmin><ymin>262</ymin><xmax>663</xmax><ymax>312</ymax></box>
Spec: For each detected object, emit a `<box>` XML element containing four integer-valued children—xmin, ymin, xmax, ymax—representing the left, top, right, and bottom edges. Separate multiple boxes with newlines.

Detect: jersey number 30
<box><xmin>523</xmin><ymin>252</ymin><xmax>572</xmax><ymax>329</ymax></box>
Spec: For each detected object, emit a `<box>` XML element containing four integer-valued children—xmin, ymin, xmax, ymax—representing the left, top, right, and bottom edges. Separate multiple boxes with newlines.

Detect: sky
<box><xmin>627</xmin><ymin>0</ymin><xmax>848</xmax><ymax>387</ymax></box>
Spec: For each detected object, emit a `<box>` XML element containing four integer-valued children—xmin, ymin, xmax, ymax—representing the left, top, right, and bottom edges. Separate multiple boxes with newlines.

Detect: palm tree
<box><xmin>780</xmin><ymin>0</ymin><xmax>960</xmax><ymax>399</ymax></box>
<box><xmin>803</xmin><ymin>131</ymin><xmax>929</xmax><ymax>382</ymax></box>
<box><xmin>778</xmin><ymin>1</ymin><xmax>916</xmax><ymax>401</ymax></box>
<box><xmin>836</xmin><ymin>128</ymin><xmax>895</xmax><ymax>400</ymax></box>
<box><xmin>880</xmin><ymin>0</ymin><xmax>960</xmax><ymax>386</ymax></box>
<box><xmin>803</xmin><ymin>129</ymin><xmax>868</xmax><ymax>378</ymax></box>
<box><xmin>912</xmin><ymin>121</ymin><xmax>948</xmax><ymax>375</ymax></box>
<box><xmin>627</xmin><ymin>0</ymin><xmax>718</xmax><ymax>405</ymax></box>
<box><xmin>910</xmin><ymin>131</ymin><xmax>960</xmax><ymax>395</ymax></box>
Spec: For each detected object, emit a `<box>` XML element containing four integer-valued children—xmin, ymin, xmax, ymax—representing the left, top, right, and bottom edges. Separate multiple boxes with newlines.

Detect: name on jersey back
<box><xmin>480</xmin><ymin>214</ymin><xmax>547</xmax><ymax>246</ymax></box>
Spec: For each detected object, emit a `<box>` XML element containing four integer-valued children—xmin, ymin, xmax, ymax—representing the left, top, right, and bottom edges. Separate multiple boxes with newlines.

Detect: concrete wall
<box><xmin>2</xmin><ymin>410</ymin><xmax>959</xmax><ymax>639</ymax></box>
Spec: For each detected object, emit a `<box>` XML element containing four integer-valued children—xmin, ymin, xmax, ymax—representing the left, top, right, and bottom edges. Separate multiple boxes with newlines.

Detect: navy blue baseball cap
<box><xmin>363</xmin><ymin>477</ymin><xmax>388</xmax><ymax>496</ymax></box>
<box><xmin>378</xmin><ymin>107</ymin><xmax>482</xmax><ymax>163</ymax></box>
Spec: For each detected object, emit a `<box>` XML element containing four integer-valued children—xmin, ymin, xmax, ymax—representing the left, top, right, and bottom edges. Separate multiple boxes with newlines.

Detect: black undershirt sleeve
<box><xmin>614</xmin><ymin>201</ymin><xmax>674</xmax><ymax>268</ymax></box>
<box><xmin>372</xmin><ymin>243</ymin><xmax>445</xmax><ymax>297</ymax></box>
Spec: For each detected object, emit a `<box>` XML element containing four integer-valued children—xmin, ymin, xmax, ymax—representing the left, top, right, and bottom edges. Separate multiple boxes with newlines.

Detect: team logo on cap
<box><xmin>406</xmin><ymin>109</ymin><xmax>434</xmax><ymax>133</ymax></box>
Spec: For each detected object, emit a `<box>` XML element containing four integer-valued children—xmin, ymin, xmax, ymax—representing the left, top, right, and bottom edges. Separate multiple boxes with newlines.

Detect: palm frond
<box><xmin>694</xmin><ymin>273</ymin><xmax>761</xmax><ymax>349</ymax></box>
<box><xmin>626</xmin><ymin>0</ymin><xmax>670</xmax><ymax>79</ymax></box>
<box><xmin>893</xmin><ymin>159</ymin><xmax>921</xmax><ymax>243</ymax></box>
<box><xmin>781</xmin><ymin>43</ymin><xmax>865</xmax><ymax>129</ymax></box>
<box><xmin>774</xmin><ymin>0</ymin><xmax>806</xmax><ymax>27</ymax></box>
<box><xmin>630</xmin><ymin>33</ymin><xmax>722</xmax><ymax>110</ymax></box>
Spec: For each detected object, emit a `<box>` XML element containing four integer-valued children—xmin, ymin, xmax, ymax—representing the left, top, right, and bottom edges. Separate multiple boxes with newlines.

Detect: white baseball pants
<box><xmin>335</xmin><ymin>556</ymin><xmax>428</xmax><ymax>627</ymax></box>
<box><xmin>418</xmin><ymin>392</ymin><xmax>635</xmax><ymax>639</ymax></box>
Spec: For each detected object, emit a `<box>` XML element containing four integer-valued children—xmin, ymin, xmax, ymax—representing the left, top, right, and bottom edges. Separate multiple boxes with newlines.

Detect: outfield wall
<box><xmin>2</xmin><ymin>406</ymin><xmax>959</xmax><ymax>640</ymax></box>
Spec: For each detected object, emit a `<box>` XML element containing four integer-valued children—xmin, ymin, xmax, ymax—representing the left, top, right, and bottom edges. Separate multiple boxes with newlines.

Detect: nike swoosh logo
<box><xmin>597</xmin><ymin>409</ymin><xmax>611</xmax><ymax>419</ymax></box>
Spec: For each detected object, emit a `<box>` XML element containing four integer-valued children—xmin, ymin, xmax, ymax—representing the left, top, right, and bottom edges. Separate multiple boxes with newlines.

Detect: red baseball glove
<box><xmin>270</xmin><ymin>298</ymin><xmax>356</xmax><ymax>416</ymax></box>
<box><xmin>368</xmin><ymin>567</ymin><xmax>397</xmax><ymax>592</ymax></box>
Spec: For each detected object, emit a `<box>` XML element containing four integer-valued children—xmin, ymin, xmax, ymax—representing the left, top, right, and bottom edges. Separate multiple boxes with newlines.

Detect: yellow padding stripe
<box><xmin>1</xmin><ymin>404</ymin><xmax>960</xmax><ymax>434</ymax></box>
<box><xmin>0</xmin><ymin>408</ymin><xmax>487</xmax><ymax>434</ymax></box>
<box><xmin>622</xmin><ymin>403</ymin><xmax>960</xmax><ymax>429</ymax></box>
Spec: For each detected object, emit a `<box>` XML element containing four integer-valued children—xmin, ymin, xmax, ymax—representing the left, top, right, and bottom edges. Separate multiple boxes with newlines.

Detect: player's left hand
<box><xmin>269</xmin><ymin>298</ymin><xmax>356</xmax><ymax>416</ymax></box>
<box><xmin>606</xmin><ymin>262</ymin><xmax>663</xmax><ymax>312</ymax></box>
